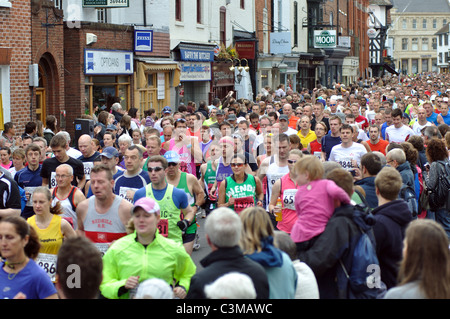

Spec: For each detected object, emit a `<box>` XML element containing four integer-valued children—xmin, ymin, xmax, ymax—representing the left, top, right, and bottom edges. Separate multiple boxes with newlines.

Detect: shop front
<box><xmin>211</xmin><ymin>60</ymin><xmax>234</xmax><ymax>102</ymax></box>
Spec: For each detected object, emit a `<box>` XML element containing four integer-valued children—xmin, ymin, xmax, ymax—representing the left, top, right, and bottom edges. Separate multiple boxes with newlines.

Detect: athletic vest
<box><xmin>27</xmin><ymin>214</ymin><xmax>63</xmax><ymax>282</ymax></box>
<box><xmin>278</xmin><ymin>173</ymin><xmax>298</xmax><ymax>234</ymax></box>
<box><xmin>52</xmin><ymin>186</ymin><xmax>77</xmax><ymax>229</ymax></box>
<box><xmin>265</xmin><ymin>156</ymin><xmax>289</xmax><ymax>211</ymax></box>
<box><xmin>216</xmin><ymin>157</ymin><xmax>233</xmax><ymax>186</ymax></box>
<box><xmin>225</xmin><ymin>174</ymin><xmax>257</xmax><ymax>214</ymax></box>
<box><xmin>176</xmin><ymin>172</ymin><xmax>197</xmax><ymax>234</ymax></box>
<box><xmin>145</xmin><ymin>184</ymin><xmax>183</xmax><ymax>244</ymax></box>
<box><xmin>83</xmin><ymin>195</ymin><xmax>126</xmax><ymax>246</ymax></box>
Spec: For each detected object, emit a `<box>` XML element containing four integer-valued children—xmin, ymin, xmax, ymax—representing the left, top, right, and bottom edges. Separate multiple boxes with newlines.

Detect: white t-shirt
<box><xmin>411</xmin><ymin>120</ymin><xmax>432</xmax><ymax>136</ymax></box>
<box><xmin>329</xmin><ymin>142</ymin><xmax>368</xmax><ymax>168</ymax></box>
<box><xmin>385</xmin><ymin>124</ymin><xmax>415</xmax><ymax>143</ymax></box>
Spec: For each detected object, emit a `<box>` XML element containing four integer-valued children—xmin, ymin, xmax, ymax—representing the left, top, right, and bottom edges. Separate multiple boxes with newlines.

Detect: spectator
<box><xmin>354</xmin><ymin>152</ymin><xmax>382</xmax><ymax>208</ymax></box>
<box><xmin>386</xmin><ymin>148</ymin><xmax>415</xmax><ymax>188</ymax></box>
<box><xmin>204</xmin><ymin>272</ymin><xmax>257</xmax><ymax>299</ymax></box>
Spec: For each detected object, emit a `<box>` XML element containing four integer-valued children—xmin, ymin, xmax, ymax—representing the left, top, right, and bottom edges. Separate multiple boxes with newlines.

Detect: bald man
<box><xmin>77</xmin><ymin>134</ymin><xmax>100</xmax><ymax>183</ymax></box>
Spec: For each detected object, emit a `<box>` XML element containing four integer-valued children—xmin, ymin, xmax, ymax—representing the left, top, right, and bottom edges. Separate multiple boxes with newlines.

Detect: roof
<box><xmin>435</xmin><ymin>23</ymin><xmax>450</xmax><ymax>35</ymax></box>
<box><xmin>392</xmin><ymin>0</ymin><xmax>450</xmax><ymax>12</ymax></box>
<box><xmin>370</xmin><ymin>0</ymin><xmax>393</xmax><ymax>8</ymax></box>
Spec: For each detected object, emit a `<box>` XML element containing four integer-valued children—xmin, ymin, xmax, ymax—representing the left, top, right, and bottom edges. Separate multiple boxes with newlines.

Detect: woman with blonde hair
<box><xmin>384</xmin><ymin>219</ymin><xmax>450</xmax><ymax>299</ymax></box>
<box><xmin>239</xmin><ymin>206</ymin><xmax>298</xmax><ymax>299</ymax></box>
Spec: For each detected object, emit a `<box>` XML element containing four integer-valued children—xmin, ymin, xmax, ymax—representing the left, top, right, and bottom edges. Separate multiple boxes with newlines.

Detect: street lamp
<box><xmin>228</xmin><ymin>58</ymin><xmax>250</xmax><ymax>84</ymax></box>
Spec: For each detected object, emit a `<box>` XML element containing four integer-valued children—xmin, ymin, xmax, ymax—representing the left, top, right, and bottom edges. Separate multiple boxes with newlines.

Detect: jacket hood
<box><xmin>355</xmin><ymin>176</ymin><xmax>376</xmax><ymax>187</ymax></box>
<box><xmin>246</xmin><ymin>236</ymin><xmax>284</xmax><ymax>267</ymax></box>
<box><xmin>372</xmin><ymin>199</ymin><xmax>412</xmax><ymax>227</ymax></box>
<box><xmin>397</xmin><ymin>162</ymin><xmax>411</xmax><ymax>173</ymax></box>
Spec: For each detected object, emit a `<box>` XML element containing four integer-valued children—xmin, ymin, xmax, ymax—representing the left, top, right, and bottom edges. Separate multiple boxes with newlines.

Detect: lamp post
<box><xmin>228</xmin><ymin>58</ymin><xmax>250</xmax><ymax>84</ymax></box>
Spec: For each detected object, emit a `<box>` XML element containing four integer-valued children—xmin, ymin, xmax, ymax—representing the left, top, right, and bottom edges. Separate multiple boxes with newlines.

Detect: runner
<box><xmin>268</xmin><ymin>149</ymin><xmax>303</xmax><ymax>233</ymax></box>
<box><xmin>199</xmin><ymin>143</ymin><xmax>220</xmax><ymax>218</ymax></box>
<box><xmin>76</xmin><ymin>164</ymin><xmax>133</xmax><ymax>255</ymax></box>
<box><xmin>218</xmin><ymin>153</ymin><xmax>264</xmax><ymax>214</ymax></box>
<box><xmin>164</xmin><ymin>151</ymin><xmax>204</xmax><ymax>255</ymax></box>
<box><xmin>133</xmin><ymin>155</ymin><xmax>194</xmax><ymax>248</ymax></box>
<box><xmin>50</xmin><ymin>164</ymin><xmax>86</xmax><ymax>229</ymax></box>
<box><xmin>329</xmin><ymin>123</ymin><xmax>368</xmax><ymax>170</ymax></box>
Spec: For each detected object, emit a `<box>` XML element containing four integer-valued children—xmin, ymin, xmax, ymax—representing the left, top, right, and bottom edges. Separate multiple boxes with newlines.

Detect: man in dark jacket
<box><xmin>386</xmin><ymin>148</ymin><xmax>414</xmax><ymax>188</ymax></box>
<box><xmin>354</xmin><ymin>152</ymin><xmax>382</xmax><ymax>208</ymax></box>
<box><xmin>373</xmin><ymin>166</ymin><xmax>412</xmax><ymax>289</ymax></box>
<box><xmin>186</xmin><ymin>207</ymin><xmax>269</xmax><ymax>299</ymax></box>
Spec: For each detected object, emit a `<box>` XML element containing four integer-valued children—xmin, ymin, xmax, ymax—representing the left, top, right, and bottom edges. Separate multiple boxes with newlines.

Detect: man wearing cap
<box><xmin>154</xmin><ymin>106</ymin><xmax>172</xmax><ymax>133</ymax></box>
<box><xmin>100</xmin><ymin>197</ymin><xmax>196</xmax><ymax>299</ymax></box>
<box><xmin>278</xmin><ymin>114</ymin><xmax>298</xmax><ymax>136</ymax></box>
<box><xmin>209</xmin><ymin>109</ymin><xmax>226</xmax><ymax>130</ymax></box>
<box><xmin>164</xmin><ymin>151</ymin><xmax>204</xmax><ymax>255</ymax></box>
<box><xmin>133</xmin><ymin>155</ymin><xmax>195</xmax><ymax>248</ymax></box>
<box><xmin>114</xmin><ymin>145</ymin><xmax>150</xmax><ymax>203</ymax></box>
<box><xmin>76</xmin><ymin>164</ymin><xmax>133</xmax><ymax>254</ymax></box>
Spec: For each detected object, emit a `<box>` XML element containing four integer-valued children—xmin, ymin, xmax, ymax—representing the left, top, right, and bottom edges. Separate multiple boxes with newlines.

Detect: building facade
<box><xmin>436</xmin><ymin>23</ymin><xmax>450</xmax><ymax>73</ymax></box>
<box><xmin>388</xmin><ymin>0</ymin><xmax>450</xmax><ymax>75</ymax></box>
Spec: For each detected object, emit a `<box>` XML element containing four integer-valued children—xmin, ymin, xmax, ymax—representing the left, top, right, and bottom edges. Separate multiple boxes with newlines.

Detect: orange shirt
<box><xmin>368</xmin><ymin>139</ymin><xmax>389</xmax><ymax>155</ymax></box>
<box><xmin>289</xmin><ymin>115</ymin><xmax>299</xmax><ymax>130</ymax></box>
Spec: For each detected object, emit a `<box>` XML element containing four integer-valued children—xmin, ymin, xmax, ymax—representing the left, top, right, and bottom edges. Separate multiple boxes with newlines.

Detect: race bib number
<box><xmin>83</xmin><ymin>162</ymin><xmax>94</xmax><ymax>180</ymax></box>
<box><xmin>50</xmin><ymin>172</ymin><xmax>57</xmax><ymax>188</ymax></box>
<box><xmin>234</xmin><ymin>196</ymin><xmax>254</xmax><ymax>214</ymax></box>
<box><xmin>24</xmin><ymin>186</ymin><xmax>38</xmax><ymax>207</ymax></box>
<box><xmin>157</xmin><ymin>218</ymin><xmax>169</xmax><ymax>237</ymax></box>
<box><xmin>118</xmin><ymin>186</ymin><xmax>138</xmax><ymax>203</ymax></box>
<box><xmin>94</xmin><ymin>243</ymin><xmax>110</xmax><ymax>257</ymax></box>
<box><xmin>269</xmin><ymin>174</ymin><xmax>284</xmax><ymax>186</ymax></box>
<box><xmin>282</xmin><ymin>189</ymin><xmax>297</xmax><ymax>210</ymax></box>
<box><xmin>338</xmin><ymin>157</ymin><xmax>353</xmax><ymax>170</ymax></box>
<box><xmin>36</xmin><ymin>253</ymin><xmax>57</xmax><ymax>282</ymax></box>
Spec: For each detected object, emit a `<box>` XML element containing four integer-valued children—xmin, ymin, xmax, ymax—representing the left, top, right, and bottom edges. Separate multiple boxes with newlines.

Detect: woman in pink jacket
<box><xmin>290</xmin><ymin>155</ymin><xmax>350</xmax><ymax>252</ymax></box>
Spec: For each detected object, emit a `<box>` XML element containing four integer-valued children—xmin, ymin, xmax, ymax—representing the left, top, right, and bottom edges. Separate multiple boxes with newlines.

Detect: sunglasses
<box><xmin>176</xmin><ymin>118</ymin><xmax>187</xmax><ymax>123</ymax></box>
<box><xmin>168</xmin><ymin>162</ymin><xmax>178</xmax><ymax>167</ymax></box>
<box><xmin>287</xmin><ymin>160</ymin><xmax>297</xmax><ymax>164</ymax></box>
<box><xmin>147</xmin><ymin>166</ymin><xmax>164</xmax><ymax>172</ymax></box>
<box><xmin>231</xmin><ymin>163</ymin><xmax>245</xmax><ymax>168</ymax></box>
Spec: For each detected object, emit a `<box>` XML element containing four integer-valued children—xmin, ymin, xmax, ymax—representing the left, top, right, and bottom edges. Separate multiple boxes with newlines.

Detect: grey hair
<box><xmin>205</xmin><ymin>207</ymin><xmax>242</xmax><ymax>248</ymax></box>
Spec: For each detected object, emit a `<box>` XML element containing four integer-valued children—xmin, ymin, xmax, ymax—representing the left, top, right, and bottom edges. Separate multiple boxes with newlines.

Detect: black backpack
<box><xmin>399</xmin><ymin>184</ymin><xmax>418</xmax><ymax>218</ymax></box>
<box><xmin>428</xmin><ymin>160</ymin><xmax>450</xmax><ymax>211</ymax></box>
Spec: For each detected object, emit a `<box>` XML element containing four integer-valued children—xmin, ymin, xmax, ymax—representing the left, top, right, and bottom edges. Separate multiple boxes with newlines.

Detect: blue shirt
<box><xmin>114</xmin><ymin>169</ymin><xmax>151</xmax><ymax>203</ymax></box>
<box><xmin>133</xmin><ymin>184</ymin><xmax>189</xmax><ymax>209</ymax></box>
<box><xmin>440</xmin><ymin>113</ymin><xmax>450</xmax><ymax>126</ymax></box>
<box><xmin>14</xmin><ymin>165</ymin><xmax>42</xmax><ymax>219</ymax></box>
<box><xmin>427</xmin><ymin>112</ymin><xmax>439</xmax><ymax>126</ymax></box>
<box><xmin>321</xmin><ymin>134</ymin><xmax>342</xmax><ymax>161</ymax></box>
<box><xmin>0</xmin><ymin>260</ymin><xmax>57</xmax><ymax>299</ymax></box>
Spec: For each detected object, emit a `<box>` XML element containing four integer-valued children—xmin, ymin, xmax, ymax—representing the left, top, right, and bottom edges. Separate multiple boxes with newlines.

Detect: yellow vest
<box><xmin>27</xmin><ymin>214</ymin><xmax>63</xmax><ymax>255</ymax></box>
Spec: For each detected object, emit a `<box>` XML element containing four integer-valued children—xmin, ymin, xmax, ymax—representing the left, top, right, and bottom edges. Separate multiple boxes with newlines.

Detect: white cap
<box><xmin>135</xmin><ymin>278</ymin><xmax>174</xmax><ymax>299</ymax></box>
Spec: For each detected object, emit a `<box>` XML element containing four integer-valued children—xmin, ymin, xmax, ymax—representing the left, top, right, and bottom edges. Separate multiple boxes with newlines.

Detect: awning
<box><xmin>383</xmin><ymin>63</ymin><xmax>399</xmax><ymax>75</ymax></box>
<box><xmin>136</xmin><ymin>61</ymin><xmax>180</xmax><ymax>88</ymax></box>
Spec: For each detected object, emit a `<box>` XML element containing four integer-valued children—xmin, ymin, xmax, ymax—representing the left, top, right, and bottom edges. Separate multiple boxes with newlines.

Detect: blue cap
<box><xmin>106</xmin><ymin>124</ymin><xmax>117</xmax><ymax>131</ymax></box>
<box><xmin>99</xmin><ymin>147</ymin><xmax>119</xmax><ymax>159</ymax></box>
<box><xmin>162</xmin><ymin>106</ymin><xmax>172</xmax><ymax>114</ymax></box>
<box><xmin>164</xmin><ymin>151</ymin><xmax>180</xmax><ymax>163</ymax></box>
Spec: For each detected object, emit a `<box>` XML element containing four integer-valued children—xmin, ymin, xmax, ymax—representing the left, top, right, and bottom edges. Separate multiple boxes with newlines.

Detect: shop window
<box><xmin>84</xmin><ymin>76</ymin><xmax>130</xmax><ymax>116</ymax></box>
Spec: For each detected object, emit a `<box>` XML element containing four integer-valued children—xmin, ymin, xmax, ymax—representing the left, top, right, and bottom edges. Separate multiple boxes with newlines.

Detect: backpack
<box><xmin>399</xmin><ymin>184</ymin><xmax>418</xmax><ymax>218</ymax></box>
<box><xmin>428</xmin><ymin>160</ymin><xmax>450</xmax><ymax>211</ymax></box>
<box><xmin>337</xmin><ymin>204</ymin><xmax>386</xmax><ymax>299</ymax></box>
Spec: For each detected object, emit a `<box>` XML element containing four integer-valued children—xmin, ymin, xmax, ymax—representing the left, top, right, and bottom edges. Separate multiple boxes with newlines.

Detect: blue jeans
<box><xmin>435</xmin><ymin>208</ymin><xmax>450</xmax><ymax>240</ymax></box>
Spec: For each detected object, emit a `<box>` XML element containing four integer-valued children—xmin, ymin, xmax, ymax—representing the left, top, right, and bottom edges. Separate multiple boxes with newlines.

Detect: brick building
<box><xmin>0</xmin><ymin>0</ymin><xmax>32</xmax><ymax>133</ymax></box>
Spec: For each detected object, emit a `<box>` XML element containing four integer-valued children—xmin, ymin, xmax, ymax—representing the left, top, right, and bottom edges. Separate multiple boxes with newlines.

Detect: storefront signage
<box><xmin>179</xmin><ymin>62</ymin><xmax>211</xmax><ymax>81</ymax></box>
<box><xmin>270</xmin><ymin>32</ymin><xmax>291</xmax><ymax>54</ymax></box>
<box><xmin>84</xmin><ymin>49</ymin><xmax>134</xmax><ymax>75</ymax></box>
<box><xmin>134</xmin><ymin>29</ymin><xmax>153</xmax><ymax>52</ymax></box>
<box><xmin>83</xmin><ymin>0</ymin><xmax>129</xmax><ymax>8</ymax></box>
<box><xmin>313</xmin><ymin>30</ymin><xmax>337</xmax><ymax>48</ymax></box>
<box><xmin>235</xmin><ymin>41</ymin><xmax>256</xmax><ymax>60</ymax></box>
<box><xmin>180</xmin><ymin>49</ymin><xmax>214</xmax><ymax>62</ymax></box>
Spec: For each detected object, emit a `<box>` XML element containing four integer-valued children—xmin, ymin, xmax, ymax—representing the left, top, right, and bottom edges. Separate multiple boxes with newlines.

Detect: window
<box><xmin>0</xmin><ymin>0</ymin><xmax>12</xmax><ymax>8</ymax></box>
<box><xmin>439</xmin><ymin>53</ymin><xmax>443</xmax><ymax>64</ymax></box>
<box><xmin>402</xmin><ymin>19</ymin><xmax>407</xmax><ymax>29</ymax></box>
<box><xmin>422</xmin><ymin>59</ymin><xmax>428</xmax><ymax>72</ymax></box>
<box><xmin>423</xmin><ymin>19</ymin><xmax>427</xmax><ymax>29</ymax></box>
<box><xmin>433</xmin><ymin>19</ymin><xmax>437</xmax><ymax>28</ymax></box>
<box><xmin>422</xmin><ymin>38</ymin><xmax>428</xmax><ymax>51</ymax></box>
<box><xmin>240</xmin><ymin>0</ymin><xmax>245</xmax><ymax>9</ymax></box>
<box><xmin>175</xmin><ymin>0</ymin><xmax>182</xmax><ymax>21</ymax></box>
<box><xmin>411</xmin><ymin>59</ymin><xmax>418</xmax><ymax>73</ymax></box>
<box><xmin>432</xmin><ymin>58</ymin><xmax>438</xmax><ymax>72</ymax></box>
<box><xmin>294</xmin><ymin>1</ymin><xmax>298</xmax><ymax>47</ymax></box>
<box><xmin>402</xmin><ymin>38</ymin><xmax>408</xmax><ymax>50</ymax></box>
<box><xmin>445</xmin><ymin>34</ymin><xmax>449</xmax><ymax>46</ymax></box>
<box><xmin>412</xmin><ymin>19</ymin><xmax>417</xmax><ymax>29</ymax></box>
<box><xmin>432</xmin><ymin>37</ymin><xmax>437</xmax><ymax>49</ymax></box>
<box><xmin>401</xmin><ymin>59</ymin><xmax>408</xmax><ymax>74</ymax></box>
<box><xmin>412</xmin><ymin>38</ymin><xmax>418</xmax><ymax>51</ymax></box>
<box><xmin>97</xmin><ymin>9</ymin><xmax>107</xmax><ymax>23</ymax></box>
<box><xmin>197</xmin><ymin>0</ymin><xmax>202</xmax><ymax>24</ymax></box>
<box><xmin>440</xmin><ymin>34</ymin><xmax>443</xmax><ymax>46</ymax></box>
<box><xmin>444</xmin><ymin>19</ymin><xmax>448</xmax><ymax>26</ymax></box>
<box><xmin>220</xmin><ymin>6</ymin><xmax>226</xmax><ymax>45</ymax></box>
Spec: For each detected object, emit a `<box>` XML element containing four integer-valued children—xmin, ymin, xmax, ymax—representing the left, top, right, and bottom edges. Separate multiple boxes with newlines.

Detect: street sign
<box><xmin>313</xmin><ymin>30</ymin><xmax>337</xmax><ymax>48</ymax></box>
<box><xmin>83</xmin><ymin>0</ymin><xmax>129</xmax><ymax>8</ymax></box>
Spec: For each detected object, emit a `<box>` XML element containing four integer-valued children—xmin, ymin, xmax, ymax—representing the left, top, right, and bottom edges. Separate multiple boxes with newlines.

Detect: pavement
<box><xmin>190</xmin><ymin>209</ymin><xmax>212</xmax><ymax>273</ymax></box>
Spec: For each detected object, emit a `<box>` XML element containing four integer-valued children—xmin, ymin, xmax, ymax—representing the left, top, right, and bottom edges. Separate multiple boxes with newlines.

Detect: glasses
<box><xmin>329</xmin><ymin>104</ymin><xmax>336</xmax><ymax>106</ymax></box>
<box><xmin>287</xmin><ymin>160</ymin><xmax>297</xmax><ymax>164</ymax></box>
<box><xmin>168</xmin><ymin>162</ymin><xmax>178</xmax><ymax>167</ymax></box>
<box><xmin>55</xmin><ymin>174</ymin><xmax>71</xmax><ymax>179</ymax></box>
<box><xmin>231</xmin><ymin>163</ymin><xmax>245</xmax><ymax>168</ymax></box>
<box><xmin>147</xmin><ymin>166</ymin><xmax>164</xmax><ymax>172</ymax></box>
<box><xmin>176</xmin><ymin>118</ymin><xmax>187</xmax><ymax>123</ymax></box>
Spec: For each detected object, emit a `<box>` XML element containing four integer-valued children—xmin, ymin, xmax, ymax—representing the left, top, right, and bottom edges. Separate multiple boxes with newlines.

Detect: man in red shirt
<box><xmin>351</xmin><ymin>103</ymin><xmax>369</xmax><ymax>131</ymax></box>
<box><xmin>367</xmin><ymin>124</ymin><xmax>389</xmax><ymax>155</ymax></box>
